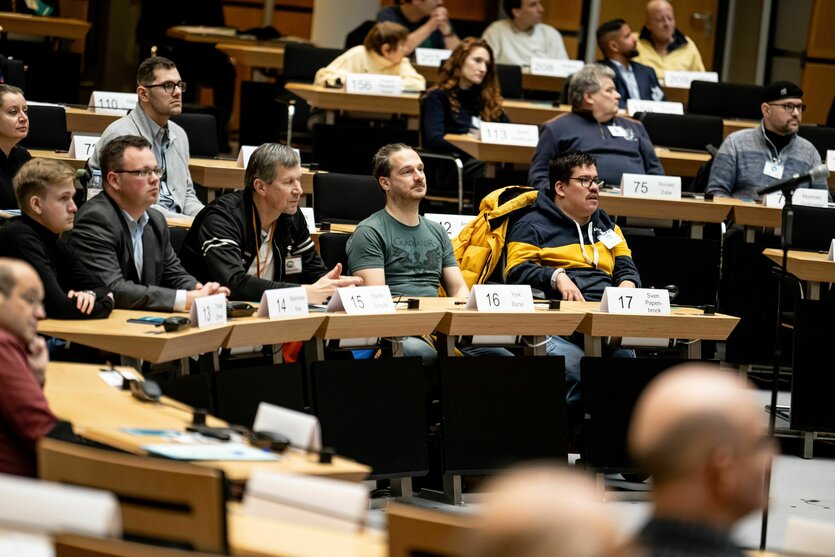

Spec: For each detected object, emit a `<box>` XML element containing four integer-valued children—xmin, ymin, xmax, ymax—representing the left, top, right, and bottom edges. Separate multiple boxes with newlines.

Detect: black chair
<box><xmin>345</xmin><ymin>20</ymin><xmax>376</xmax><ymax>49</ymax></box>
<box><xmin>215</xmin><ymin>362</ymin><xmax>306</xmax><ymax>429</ymax></box>
<box><xmin>790</xmin><ymin>300</ymin><xmax>835</xmax><ymax>434</ymax></box>
<box><xmin>635</xmin><ymin>112</ymin><xmax>724</xmax><ymax>152</ymax></box>
<box><xmin>417</xmin><ymin>94</ymin><xmax>466</xmax><ymax>213</ymax></box>
<box><xmin>20</xmin><ymin>104</ymin><xmax>69</xmax><ymax>150</ymax></box>
<box><xmin>311</xmin><ymin>121</ymin><xmax>417</xmax><ymax>175</ymax></box>
<box><xmin>785</xmin><ymin>205</ymin><xmax>835</xmax><ymax>252</ymax></box>
<box><xmin>496</xmin><ymin>64</ymin><xmax>523</xmax><ymax>100</ymax></box>
<box><xmin>280</xmin><ymin>44</ymin><xmax>343</xmax><ymax>144</ymax></box>
<box><xmin>160</xmin><ymin>372</ymin><xmax>216</xmax><ymax>415</ymax></box>
<box><xmin>797</xmin><ymin>124</ymin><xmax>835</xmax><ymax>162</ymax></box>
<box><xmin>0</xmin><ymin>55</ymin><xmax>25</xmax><ymax>90</ymax></box>
<box><xmin>318</xmin><ymin>232</ymin><xmax>351</xmax><ymax>271</ymax></box>
<box><xmin>687</xmin><ymin>81</ymin><xmax>765</xmax><ymax>120</ymax></box>
<box><xmin>312</xmin><ymin>172</ymin><xmax>386</xmax><ymax>225</ymax></box>
<box><xmin>171</xmin><ymin>113</ymin><xmax>219</xmax><ymax>157</ymax></box>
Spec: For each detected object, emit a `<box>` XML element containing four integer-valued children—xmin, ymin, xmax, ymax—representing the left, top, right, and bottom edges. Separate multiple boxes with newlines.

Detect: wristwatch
<box><xmin>83</xmin><ymin>290</ymin><xmax>96</xmax><ymax>298</ymax></box>
<box><xmin>550</xmin><ymin>268</ymin><xmax>566</xmax><ymax>290</ymax></box>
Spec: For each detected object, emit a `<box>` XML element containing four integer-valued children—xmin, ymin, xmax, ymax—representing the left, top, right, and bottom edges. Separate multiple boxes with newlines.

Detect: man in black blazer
<box><xmin>597</xmin><ymin>19</ymin><xmax>665</xmax><ymax>109</ymax></box>
<box><xmin>70</xmin><ymin>135</ymin><xmax>228</xmax><ymax>311</ymax></box>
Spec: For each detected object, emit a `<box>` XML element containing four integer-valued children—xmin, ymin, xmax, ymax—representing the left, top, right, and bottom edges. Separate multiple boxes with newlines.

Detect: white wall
<box><xmin>311</xmin><ymin>0</ymin><xmax>379</xmax><ymax>48</ymax></box>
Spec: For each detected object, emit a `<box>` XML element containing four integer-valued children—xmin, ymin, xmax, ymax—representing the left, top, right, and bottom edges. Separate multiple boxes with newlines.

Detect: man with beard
<box><xmin>597</xmin><ymin>19</ymin><xmax>665</xmax><ymax>109</ymax></box>
<box><xmin>707</xmin><ymin>81</ymin><xmax>828</xmax><ymax>201</ymax></box>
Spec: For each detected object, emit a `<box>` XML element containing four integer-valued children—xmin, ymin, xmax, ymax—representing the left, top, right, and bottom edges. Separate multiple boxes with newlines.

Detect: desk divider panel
<box><xmin>215</xmin><ymin>362</ymin><xmax>306</xmax><ymax>430</ymax></box>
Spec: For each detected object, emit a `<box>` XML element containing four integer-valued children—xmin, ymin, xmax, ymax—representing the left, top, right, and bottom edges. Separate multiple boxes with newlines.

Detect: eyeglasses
<box><xmin>142</xmin><ymin>81</ymin><xmax>187</xmax><ymax>94</ymax></box>
<box><xmin>768</xmin><ymin>103</ymin><xmax>807</xmax><ymax>113</ymax></box>
<box><xmin>568</xmin><ymin>176</ymin><xmax>605</xmax><ymax>189</ymax></box>
<box><xmin>113</xmin><ymin>167</ymin><xmax>165</xmax><ymax>178</ymax></box>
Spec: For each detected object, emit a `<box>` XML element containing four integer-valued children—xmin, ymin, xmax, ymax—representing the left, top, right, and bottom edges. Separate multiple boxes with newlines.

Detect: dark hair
<box><xmin>429</xmin><ymin>37</ymin><xmax>504</xmax><ymax>122</ymax></box>
<box><xmin>14</xmin><ymin>158</ymin><xmax>77</xmax><ymax>212</ymax></box>
<box><xmin>596</xmin><ymin>18</ymin><xmax>626</xmax><ymax>52</ymax></box>
<box><xmin>502</xmin><ymin>0</ymin><xmax>522</xmax><ymax>17</ymax></box>
<box><xmin>548</xmin><ymin>151</ymin><xmax>597</xmax><ymax>196</ymax></box>
<box><xmin>137</xmin><ymin>56</ymin><xmax>177</xmax><ymax>85</ymax></box>
<box><xmin>244</xmin><ymin>143</ymin><xmax>300</xmax><ymax>190</ymax></box>
<box><xmin>363</xmin><ymin>21</ymin><xmax>408</xmax><ymax>55</ymax></box>
<box><xmin>372</xmin><ymin>143</ymin><xmax>413</xmax><ymax>181</ymax></box>
<box><xmin>99</xmin><ymin>135</ymin><xmax>152</xmax><ymax>177</ymax></box>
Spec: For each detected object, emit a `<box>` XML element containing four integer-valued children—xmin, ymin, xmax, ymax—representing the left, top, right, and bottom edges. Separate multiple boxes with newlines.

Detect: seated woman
<box><xmin>0</xmin><ymin>159</ymin><xmax>113</xmax><ymax>319</ymax></box>
<box><xmin>314</xmin><ymin>22</ymin><xmax>426</xmax><ymax>91</ymax></box>
<box><xmin>421</xmin><ymin>37</ymin><xmax>509</xmax><ymax>182</ymax></box>
<box><xmin>0</xmin><ymin>84</ymin><xmax>31</xmax><ymax>209</ymax></box>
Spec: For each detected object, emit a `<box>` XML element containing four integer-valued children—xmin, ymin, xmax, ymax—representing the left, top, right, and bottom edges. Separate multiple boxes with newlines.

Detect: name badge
<box><xmin>620</xmin><ymin>173</ymin><xmax>682</xmax><ymax>200</ymax></box>
<box><xmin>826</xmin><ymin>150</ymin><xmax>835</xmax><ymax>172</ymax></box>
<box><xmin>88</xmin><ymin>91</ymin><xmax>137</xmax><ymax>111</ymax></box>
<box><xmin>326</xmin><ymin>285</ymin><xmax>394</xmax><ymax>314</ymax></box>
<box><xmin>465</xmin><ymin>284</ymin><xmax>534</xmax><ymax>312</ymax></box>
<box><xmin>663</xmin><ymin>71</ymin><xmax>719</xmax><ymax>89</ymax></box>
<box><xmin>68</xmin><ymin>133</ymin><xmax>100</xmax><ymax>160</ymax></box>
<box><xmin>424</xmin><ymin>213</ymin><xmax>474</xmax><ymax>239</ymax></box>
<box><xmin>763</xmin><ymin>161</ymin><xmax>784</xmax><ymax>180</ymax></box>
<box><xmin>625</xmin><ymin>99</ymin><xmax>684</xmax><ymax>116</ymax></box>
<box><xmin>345</xmin><ymin>73</ymin><xmax>403</xmax><ymax>96</ymax></box>
<box><xmin>529</xmin><ymin>58</ymin><xmax>583</xmax><ymax>77</ymax></box>
<box><xmin>470</xmin><ymin>115</ymin><xmax>482</xmax><ymax>130</ymax></box>
<box><xmin>607</xmin><ymin>125</ymin><xmax>631</xmax><ymax>139</ymax></box>
<box><xmin>600</xmin><ymin>287</ymin><xmax>670</xmax><ymax>315</ymax></box>
<box><xmin>415</xmin><ymin>48</ymin><xmax>451</xmax><ymax>67</ymax></box>
<box><xmin>284</xmin><ymin>256</ymin><xmax>302</xmax><ymax>275</ymax></box>
<box><xmin>480</xmin><ymin>122</ymin><xmax>539</xmax><ymax>146</ymax></box>
<box><xmin>597</xmin><ymin>229</ymin><xmax>622</xmax><ymax>249</ymax></box>
<box><xmin>236</xmin><ymin>145</ymin><xmax>258</xmax><ymax>168</ymax></box>
<box><xmin>257</xmin><ymin>287</ymin><xmax>309</xmax><ymax>318</ymax></box>
<box><xmin>189</xmin><ymin>293</ymin><xmax>228</xmax><ymax>328</ymax></box>
<box><xmin>651</xmin><ymin>85</ymin><xmax>665</xmax><ymax>102</ymax></box>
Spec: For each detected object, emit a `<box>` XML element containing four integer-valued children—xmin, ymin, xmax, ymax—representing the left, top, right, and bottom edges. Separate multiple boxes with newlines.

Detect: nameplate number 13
<box><xmin>189</xmin><ymin>293</ymin><xmax>228</xmax><ymax>327</ymax></box>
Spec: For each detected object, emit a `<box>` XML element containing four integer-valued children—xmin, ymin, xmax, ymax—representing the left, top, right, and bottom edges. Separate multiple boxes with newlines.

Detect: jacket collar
<box><xmin>639</xmin><ymin>25</ymin><xmax>689</xmax><ymax>53</ymax></box>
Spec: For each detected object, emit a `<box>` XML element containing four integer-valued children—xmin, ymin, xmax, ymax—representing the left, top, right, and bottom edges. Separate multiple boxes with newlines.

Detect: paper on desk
<box><xmin>98</xmin><ymin>369</ymin><xmax>141</xmax><ymax>387</ymax></box>
<box><xmin>0</xmin><ymin>532</ymin><xmax>53</xmax><ymax>557</ymax></box>
<box><xmin>142</xmin><ymin>444</ymin><xmax>279</xmax><ymax>461</ymax></box>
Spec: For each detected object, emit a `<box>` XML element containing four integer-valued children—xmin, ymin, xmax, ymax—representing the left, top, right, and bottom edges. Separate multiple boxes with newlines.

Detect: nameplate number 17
<box><xmin>466</xmin><ymin>284</ymin><xmax>534</xmax><ymax>312</ymax></box>
<box><xmin>600</xmin><ymin>287</ymin><xmax>670</xmax><ymax>315</ymax></box>
<box><xmin>189</xmin><ymin>293</ymin><xmax>228</xmax><ymax>328</ymax></box>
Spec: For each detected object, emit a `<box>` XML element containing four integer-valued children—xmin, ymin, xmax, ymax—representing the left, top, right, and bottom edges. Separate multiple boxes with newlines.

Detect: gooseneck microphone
<box><xmin>757</xmin><ymin>164</ymin><xmax>830</xmax><ymax>196</ymax></box>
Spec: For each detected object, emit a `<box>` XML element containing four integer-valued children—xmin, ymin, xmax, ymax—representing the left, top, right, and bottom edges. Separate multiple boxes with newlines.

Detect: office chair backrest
<box><xmin>636</xmin><ymin>112</ymin><xmax>724</xmax><ymax>152</ymax></box>
<box><xmin>786</xmin><ymin>205</ymin><xmax>835</xmax><ymax>252</ymax></box>
<box><xmin>344</xmin><ymin>20</ymin><xmax>375</xmax><ymax>50</ymax></box>
<box><xmin>317</xmin><ymin>232</ymin><xmax>351</xmax><ymax>271</ymax></box>
<box><xmin>496</xmin><ymin>64</ymin><xmax>523</xmax><ymax>99</ymax></box>
<box><xmin>21</xmin><ymin>104</ymin><xmax>70</xmax><ymax>150</ymax></box>
<box><xmin>388</xmin><ymin>503</ymin><xmax>474</xmax><ymax>557</ymax></box>
<box><xmin>171</xmin><ymin>113</ymin><xmax>219</xmax><ymax>158</ymax></box>
<box><xmin>313</xmin><ymin>172</ymin><xmax>386</xmax><ymax>224</ymax></box>
<box><xmin>798</xmin><ymin>124</ymin><xmax>835</xmax><ymax>161</ymax></box>
<box><xmin>38</xmin><ymin>438</ymin><xmax>229</xmax><ymax>554</ymax></box>
<box><xmin>688</xmin><ymin>81</ymin><xmax>765</xmax><ymax>120</ymax></box>
<box><xmin>0</xmin><ymin>55</ymin><xmax>25</xmax><ymax>90</ymax></box>
<box><xmin>282</xmin><ymin>44</ymin><xmax>344</xmax><ymax>83</ymax></box>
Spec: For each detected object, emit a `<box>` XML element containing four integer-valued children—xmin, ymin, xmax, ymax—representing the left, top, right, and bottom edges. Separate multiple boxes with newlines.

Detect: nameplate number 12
<box><xmin>600</xmin><ymin>287</ymin><xmax>670</xmax><ymax>315</ymax></box>
<box><xmin>326</xmin><ymin>285</ymin><xmax>395</xmax><ymax>314</ymax></box>
<box><xmin>258</xmin><ymin>287</ymin><xmax>308</xmax><ymax>318</ymax></box>
<box><xmin>189</xmin><ymin>293</ymin><xmax>228</xmax><ymax>328</ymax></box>
<box><xmin>620</xmin><ymin>173</ymin><xmax>681</xmax><ymax>200</ymax></box>
<box><xmin>466</xmin><ymin>284</ymin><xmax>534</xmax><ymax>312</ymax></box>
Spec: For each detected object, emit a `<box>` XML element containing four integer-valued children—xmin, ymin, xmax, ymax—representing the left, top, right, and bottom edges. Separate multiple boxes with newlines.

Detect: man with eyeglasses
<box><xmin>71</xmin><ymin>135</ymin><xmax>228</xmax><ymax>311</ymax></box>
<box><xmin>88</xmin><ymin>56</ymin><xmax>203</xmax><ymax>217</ymax></box>
<box><xmin>507</xmin><ymin>151</ymin><xmax>640</xmax><ymax>440</ymax></box>
<box><xmin>706</xmin><ymin>81</ymin><xmax>827</xmax><ymax>201</ymax></box>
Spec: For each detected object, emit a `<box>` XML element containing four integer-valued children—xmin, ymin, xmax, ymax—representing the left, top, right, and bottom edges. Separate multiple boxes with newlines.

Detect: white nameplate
<box><xmin>828</xmin><ymin>239</ymin><xmax>834</xmax><ymax>261</ymax></box>
<box><xmin>600</xmin><ymin>287</ymin><xmax>670</xmax><ymax>315</ymax></box>
<box><xmin>480</xmin><ymin>122</ymin><xmax>539</xmax><ymax>147</ymax></box>
<box><xmin>620</xmin><ymin>173</ymin><xmax>682</xmax><ymax>200</ymax></box>
<box><xmin>345</xmin><ymin>73</ymin><xmax>403</xmax><ymax>96</ymax></box>
<box><xmin>416</xmin><ymin>48</ymin><xmax>451</xmax><ymax>68</ymax></box>
<box><xmin>88</xmin><ymin>91</ymin><xmax>137</xmax><ymax>111</ymax></box>
<box><xmin>300</xmin><ymin>207</ymin><xmax>316</xmax><ymax>233</ymax></box>
<box><xmin>68</xmin><ymin>133</ymin><xmax>100</xmax><ymax>159</ymax></box>
<box><xmin>253</xmin><ymin>402</ymin><xmax>321</xmax><ymax>451</ymax></box>
<box><xmin>827</xmin><ymin>150</ymin><xmax>835</xmax><ymax>172</ymax></box>
<box><xmin>326</xmin><ymin>285</ymin><xmax>394</xmax><ymax>314</ymax></box>
<box><xmin>188</xmin><ymin>293</ymin><xmax>228</xmax><ymax>327</ymax></box>
<box><xmin>763</xmin><ymin>192</ymin><xmax>786</xmax><ymax>208</ymax></box>
<box><xmin>663</xmin><ymin>71</ymin><xmax>719</xmax><ymax>89</ymax></box>
<box><xmin>257</xmin><ymin>287</ymin><xmax>308</xmax><ymax>318</ymax></box>
<box><xmin>465</xmin><ymin>284</ymin><xmax>534</xmax><ymax>312</ymax></box>
<box><xmin>529</xmin><ymin>58</ymin><xmax>583</xmax><ymax>77</ymax></box>
<box><xmin>424</xmin><ymin>213</ymin><xmax>474</xmax><ymax>238</ymax></box>
<box><xmin>764</xmin><ymin>189</ymin><xmax>830</xmax><ymax>209</ymax></box>
<box><xmin>626</xmin><ymin>99</ymin><xmax>684</xmax><ymax>116</ymax></box>
<box><xmin>236</xmin><ymin>145</ymin><xmax>258</xmax><ymax>168</ymax></box>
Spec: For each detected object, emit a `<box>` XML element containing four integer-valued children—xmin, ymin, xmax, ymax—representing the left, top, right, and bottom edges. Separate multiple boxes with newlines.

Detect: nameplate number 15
<box><xmin>326</xmin><ymin>285</ymin><xmax>395</xmax><ymax>314</ymax></box>
<box><xmin>600</xmin><ymin>287</ymin><xmax>670</xmax><ymax>315</ymax></box>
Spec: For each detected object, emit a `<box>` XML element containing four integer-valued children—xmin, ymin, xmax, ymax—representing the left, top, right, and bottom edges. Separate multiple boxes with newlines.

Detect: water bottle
<box><xmin>87</xmin><ymin>169</ymin><xmax>102</xmax><ymax>201</ymax></box>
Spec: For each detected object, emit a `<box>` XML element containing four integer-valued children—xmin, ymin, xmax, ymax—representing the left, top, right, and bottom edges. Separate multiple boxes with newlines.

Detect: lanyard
<box><xmin>251</xmin><ymin>206</ymin><xmax>276</xmax><ymax>279</ymax></box>
<box><xmin>573</xmin><ymin>219</ymin><xmax>598</xmax><ymax>268</ymax></box>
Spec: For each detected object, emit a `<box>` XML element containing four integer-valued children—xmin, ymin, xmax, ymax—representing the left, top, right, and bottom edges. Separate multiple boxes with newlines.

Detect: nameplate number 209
<box><xmin>258</xmin><ymin>287</ymin><xmax>308</xmax><ymax>318</ymax></box>
<box><xmin>600</xmin><ymin>287</ymin><xmax>670</xmax><ymax>315</ymax></box>
<box><xmin>620</xmin><ymin>173</ymin><xmax>682</xmax><ymax>200</ymax></box>
<box><xmin>189</xmin><ymin>293</ymin><xmax>228</xmax><ymax>328</ymax></box>
<box><xmin>327</xmin><ymin>285</ymin><xmax>395</xmax><ymax>314</ymax></box>
<box><xmin>466</xmin><ymin>284</ymin><xmax>534</xmax><ymax>312</ymax></box>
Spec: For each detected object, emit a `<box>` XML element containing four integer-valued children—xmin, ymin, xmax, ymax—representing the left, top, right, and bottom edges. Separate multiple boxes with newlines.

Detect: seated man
<box><xmin>0</xmin><ymin>159</ymin><xmax>113</xmax><ymax>319</ymax></box>
<box><xmin>529</xmin><ymin>63</ymin><xmax>663</xmax><ymax>189</ymax></box>
<box><xmin>71</xmin><ymin>135</ymin><xmax>227</xmax><ymax>311</ymax></box>
<box><xmin>88</xmin><ymin>56</ymin><xmax>203</xmax><ymax>217</ymax></box>
<box><xmin>179</xmin><ymin>143</ymin><xmax>361</xmax><ymax>302</ymax></box>
<box><xmin>630</xmin><ymin>363</ymin><xmax>772</xmax><ymax>556</ymax></box>
<box><xmin>634</xmin><ymin>0</ymin><xmax>705</xmax><ymax>79</ymax></box>
<box><xmin>597</xmin><ymin>18</ymin><xmax>665</xmax><ymax>108</ymax></box>
<box><xmin>347</xmin><ymin>143</ymin><xmax>511</xmax><ymax>362</ymax></box>
<box><xmin>707</xmin><ymin>81</ymin><xmax>827</xmax><ymax>201</ymax></box>
<box><xmin>507</xmin><ymin>151</ymin><xmax>639</xmax><ymax>430</ymax></box>
<box><xmin>482</xmin><ymin>0</ymin><xmax>568</xmax><ymax>66</ymax></box>
<box><xmin>0</xmin><ymin>258</ymin><xmax>55</xmax><ymax>477</ymax></box>
<box><xmin>377</xmin><ymin>0</ymin><xmax>460</xmax><ymax>53</ymax></box>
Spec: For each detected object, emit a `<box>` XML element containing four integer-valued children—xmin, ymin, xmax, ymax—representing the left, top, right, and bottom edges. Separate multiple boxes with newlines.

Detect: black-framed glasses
<box><xmin>142</xmin><ymin>81</ymin><xmax>187</xmax><ymax>94</ymax></box>
<box><xmin>767</xmin><ymin>102</ymin><xmax>807</xmax><ymax>113</ymax></box>
<box><xmin>568</xmin><ymin>176</ymin><xmax>605</xmax><ymax>189</ymax></box>
<box><xmin>113</xmin><ymin>167</ymin><xmax>165</xmax><ymax>178</ymax></box>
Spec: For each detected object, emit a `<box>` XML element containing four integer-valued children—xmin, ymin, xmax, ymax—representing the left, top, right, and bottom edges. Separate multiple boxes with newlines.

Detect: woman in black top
<box><xmin>0</xmin><ymin>159</ymin><xmax>113</xmax><ymax>319</ymax></box>
<box><xmin>0</xmin><ymin>84</ymin><xmax>31</xmax><ymax>209</ymax></box>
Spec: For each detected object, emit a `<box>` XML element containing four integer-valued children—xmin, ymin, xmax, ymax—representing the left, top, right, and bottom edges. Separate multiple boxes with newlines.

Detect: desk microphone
<box><xmin>757</xmin><ymin>164</ymin><xmax>830</xmax><ymax>196</ymax></box>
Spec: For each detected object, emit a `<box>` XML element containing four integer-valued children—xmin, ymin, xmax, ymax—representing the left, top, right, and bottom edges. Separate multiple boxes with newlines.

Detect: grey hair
<box><xmin>244</xmin><ymin>143</ymin><xmax>300</xmax><ymax>190</ymax></box>
<box><xmin>567</xmin><ymin>64</ymin><xmax>616</xmax><ymax>108</ymax></box>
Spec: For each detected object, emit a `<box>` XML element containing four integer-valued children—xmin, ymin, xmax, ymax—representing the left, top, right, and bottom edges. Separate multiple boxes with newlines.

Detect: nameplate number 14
<box><xmin>466</xmin><ymin>284</ymin><xmax>534</xmax><ymax>312</ymax></box>
<box><xmin>600</xmin><ymin>287</ymin><xmax>670</xmax><ymax>315</ymax></box>
<box><xmin>620</xmin><ymin>173</ymin><xmax>682</xmax><ymax>200</ymax></box>
<box><xmin>189</xmin><ymin>293</ymin><xmax>228</xmax><ymax>328</ymax></box>
<box><xmin>258</xmin><ymin>287</ymin><xmax>308</xmax><ymax>318</ymax></box>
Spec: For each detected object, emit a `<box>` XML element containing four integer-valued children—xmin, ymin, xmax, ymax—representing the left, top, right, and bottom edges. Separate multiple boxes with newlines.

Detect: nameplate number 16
<box><xmin>600</xmin><ymin>287</ymin><xmax>670</xmax><ymax>315</ymax></box>
<box><xmin>466</xmin><ymin>284</ymin><xmax>534</xmax><ymax>312</ymax></box>
<box><xmin>189</xmin><ymin>293</ymin><xmax>228</xmax><ymax>328</ymax></box>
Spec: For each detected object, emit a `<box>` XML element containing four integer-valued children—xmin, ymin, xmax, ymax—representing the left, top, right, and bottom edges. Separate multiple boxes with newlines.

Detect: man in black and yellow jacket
<box><xmin>506</xmin><ymin>151</ymin><xmax>640</xmax><ymax>435</ymax></box>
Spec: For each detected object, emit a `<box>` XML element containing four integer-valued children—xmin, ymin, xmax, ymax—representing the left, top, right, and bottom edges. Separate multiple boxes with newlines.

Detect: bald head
<box><xmin>0</xmin><ymin>258</ymin><xmax>45</xmax><ymax>345</ymax></box>
<box><xmin>645</xmin><ymin>0</ymin><xmax>676</xmax><ymax>47</ymax></box>
<box><xmin>475</xmin><ymin>466</ymin><xmax>620</xmax><ymax>557</ymax></box>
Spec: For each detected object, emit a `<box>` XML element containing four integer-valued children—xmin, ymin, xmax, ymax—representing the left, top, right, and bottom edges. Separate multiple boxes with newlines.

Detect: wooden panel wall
<box><xmin>801</xmin><ymin>0</ymin><xmax>835</xmax><ymax>124</ymax></box>
<box><xmin>223</xmin><ymin>0</ymin><xmax>314</xmax><ymax>38</ymax></box>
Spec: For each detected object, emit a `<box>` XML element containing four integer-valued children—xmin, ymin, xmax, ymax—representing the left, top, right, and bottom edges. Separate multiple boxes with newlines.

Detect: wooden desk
<box><xmin>217</xmin><ymin>41</ymin><xmax>285</xmax><ymax>73</ymax></box>
<box><xmin>223</xmin><ymin>314</ymin><xmax>327</xmax><ymax>350</ymax></box>
<box><xmin>287</xmin><ymin>82</ymin><xmax>421</xmax><ymax>120</ymax></box>
<box><xmin>729</xmin><ymin>202</ymin><xmax>782</xmax><ymax>230</ymax></box>
<box><xmin>598</xmin><ymin>192</ymin><xmax>732</xmax><ymax>239</ymax></box>
<box><xmin>563</xmin><ymin>301</ymin><xmax>739</xmax><ymax>358</ymax></box>
<box><xmin>65</xmin><ymin>106</ymin><xmax>123</xmax><ymax>134</ymax></box>
<box><xmin>45</xmin><ymin>362</ymin><xmax>370</xmax><ymax>483</ymax></box>
<box><xmin>167</xmin><ymin>25</ymin><xmax>268</xmax><ymax>46</ymax></box>
<box><xmin>763</xmin><ymin>248</ymin><xmax>835</xmax><ymax>300</ymax></box>
<box><xmin>0</xmin><ymin>12</ymin><xmax>90</xmax><ymax>54</ymax></box>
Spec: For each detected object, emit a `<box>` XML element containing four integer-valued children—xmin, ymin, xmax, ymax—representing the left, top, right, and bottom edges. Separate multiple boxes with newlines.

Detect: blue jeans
<box><xmin>401</xmin><ymin>336</ymin><xmax>513</xmax><ymax>366</ymax></box>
